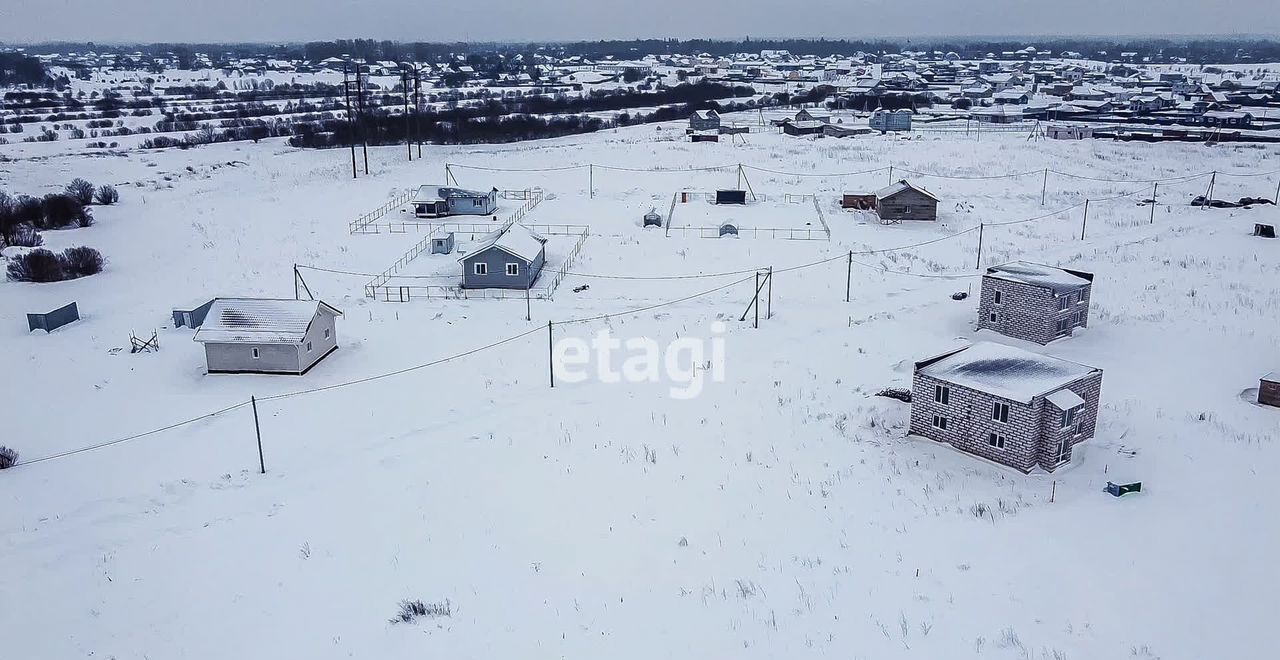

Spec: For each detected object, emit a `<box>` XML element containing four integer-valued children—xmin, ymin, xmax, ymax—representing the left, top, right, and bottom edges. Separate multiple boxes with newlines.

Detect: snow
<box><xmin>985</xmin><ymin>261</ymin><xmax>1092</xmax><ymax>294</ymax></box>
<box><xmin>192</xmin><ymin>298</ymin><xmax>338</xmax><ymax>345</ymax></box>
<box><xmin>2</xmin><ymin>106</ymin><xmax>1280</xmax><ymax>660</ymax></box>
<box><xmin>876</xmin><ymin>179</ymin><xmax>941</xmax><ymax>202</ymax></box>
<box><xmin>466</xmin><ymin>223</ymin><xmax>547</xmax><ymax>263</ymax></box>
<box><xmin>918</xmin><ymin>342</ymin><xmax>1099</xmax><ymax>404</ymax></box>
<box><xmin>1045</xmin><ymin>387</ymin><xmax>1087</xmax><ymax>410</ymax></box>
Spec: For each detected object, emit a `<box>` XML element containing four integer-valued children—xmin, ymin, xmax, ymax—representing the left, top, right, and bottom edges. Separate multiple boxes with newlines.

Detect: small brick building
<box><xmin>909</xmin><ymin>342</ymin><xmax>1104</xmax><ymax>472</ymax></box>
<box><xmin>977</xmin><ymin>261</ymin><xmax>1094</xmax><ymax>344</ymax></box>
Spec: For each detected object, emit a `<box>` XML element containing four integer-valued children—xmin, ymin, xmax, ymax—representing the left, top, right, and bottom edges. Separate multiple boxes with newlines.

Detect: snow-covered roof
<box><xmin>413</xmin><ymin>185</ymin><xmax>491</xmax><ymax>204</ymax></box>
<box><xmin>875</xmin><ymin>180</ymin><xmax>940</xmax><ymax>202</ymax></box>
<box><xmin>463</xmin><ymin>224</ymin><xmax>547</xmax><ymax>263</ymax></box>
<box><xmin>985</xmin><ymin>261</ymin><xmax>1093</xmax><ymax>294</ymax></box>
<box><xmin>193</xmin><ymin>299</ymin><xmax>342</xmax><ymax>345</ymax></box>
<box><xmin>693</xmin><ymin>109</ymin><xmax>719</xmax><ymax>120</ymax></box>
<box><xmin>917</xmin><ymin>342</ymin><xmax>1099</xmax><ymax>404</ymax></box>
<box><xmin>1045</xmin><ymin>388</ymin><xmax>1086</xmax><ymax>410</ymax></box>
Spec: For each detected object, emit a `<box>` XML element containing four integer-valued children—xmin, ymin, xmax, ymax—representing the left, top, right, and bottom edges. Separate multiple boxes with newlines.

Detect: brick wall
<box><xmin>911</xmin><ymin>369</ymin><xmax>1104</xmax><ymax>473</ymax></box>
<box><xmin>976</xmin><ymin>275</ymin><xmax>1092</xmax><ymax>344</ymax></box>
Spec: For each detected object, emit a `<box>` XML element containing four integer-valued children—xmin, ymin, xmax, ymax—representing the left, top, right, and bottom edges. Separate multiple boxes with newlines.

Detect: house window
<box><xmin>306</xmin><ymin>341</ymin><xmax>313</xmax><ymax>353</ymax></box>
<box><xmin>251</xmin><ymin>347</ymin><xmax>260</xmax><ymax>359</ymax></box>
<box><xmin>931</xmin><ymin>415</ymin><xmax>948</xmax><ymax>430</ymax></box>
<box><xmin>988</xmin><ymin>312</ymin><xmax>998</xmax><ymax>323</ymax></box>
<box><xmin>506</xmin><ymin>263</ymin><xmax>520</xmax><ymax>276</ymax></box>
<box><xmin>904</xmin><ymin>206</ymin><xmax>912</xmax><ymax>214</ymax></box>
<box><xmin>1062</xmin><ymin>406</ymin><xmax>1081</xmax><ymax>433</ymax></box>
<box><xmin>324</xmin><ymin>328</ymin><xmax>330</xmax><ymax>339</ymax></box>
<box><xmin>988</xmin><ymin>433</ymin><xmax>1006</xmax><ymax>449</ymax></box>
<box><xmin>473</xmin><ymin>198</ymin><xmax>481</xmax><ymax>207</ymax></box>
<box><xmin>1074</xmin><ymin>311</ymin><xmax>1085</xmax><ymax>325</ymax></box>
<box><xmin>1057</xmin><ymin>294</ymin><xmax>1071</xmax><ymax>311</ymax></box>
<box><xmin>992</xmin><ymin>401</ymin><xmax>1009</xmax><ymax>423</ymax></box>
<box><xmin>993</xmin><ymin>290</ymin><xmax>1002</xmax><ymax>304</ymax></box>
<box><xmin>474</xmin><ymin>263</ymin><xmax>488</xmax><ymax>276</ymax></box>
<box><xmin>934</xmin><ymin>385</ymin><xmax>949</xmax><ymax>405</ymax></box>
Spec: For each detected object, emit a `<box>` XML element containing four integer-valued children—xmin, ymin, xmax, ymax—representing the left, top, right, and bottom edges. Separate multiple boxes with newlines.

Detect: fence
<box><xmin>350</xmin><ymin>188</ymin><xmax>413</xmax><ymax>234</ymax></box>
<box><xmin>666</xmin><ymin>225</ymin><xmax>829</xmax><ymax>240</ymax></box>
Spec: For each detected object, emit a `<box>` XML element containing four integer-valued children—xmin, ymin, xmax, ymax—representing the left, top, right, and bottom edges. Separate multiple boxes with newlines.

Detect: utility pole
<box><xmin>1203</xmin><ymin>171</ymin><xmax>1217</xmax><ymax>209</ymax></box>
<box><xmin>1041</xmin><ymin>168</ymin><xmax>1048</xmax><ymax>206</ymax></box>
<box><xmin>525</xmin><ymin>287</ymin><xmax>531</xmax><ymax>322</ymax></box>
<box><xmin>293</xmin><ymin>264</ymin><xmax>299</xmax><ymax>300</ymax></box>
<box><xmin>342</xmin><ymin>63</ymin><xmax>357</xmax><ymax>179</ymax></box>
<box><xmin>1080</xmin><ymin>199</ymin><xmax>1090</xmax><ymax>240</ymax></box>
<box><xmin>414</xmin><ymin>64</ymin><xmax>423</xmax><ymax>159</ymax></box>
<box><xmin>589</xmin><ymin>164</ymin><xmax>594</xmax><ymax>199</ymax></box>
<box><xmin>975</xmin><ymin>223</ymin><xmax>984</xmax><ymax>268</ymax></box>
<box><xmin>754</xmin><ymin>271</ymin><xmax>760</xmax><ymax>329</ymax></box>
<box><xmin>887</xmin><ymin>165</ymin><xmax>894</xmax><ymax>185</ymax></box>
<box><xmin>737</xmin><ymin>163</ymin><xmax>743</xmax><ymax>189</ymax></box>
<box><xmin>402</xmin><ymin>66</ymin><xmax>412</xmax><ymax>161</ymax></box>
<box><xmin>845</xmin><ymin>250</ymin><xmax>852</xmax><ymax>303</ymax></box>
<box><xmin>354</xmin><ymin>62</ymin><xmax>369</xmax><ymax>175</ymax></box>
<box><xmin>547</xmin><ymin>321</ymin><xmax>554</xmax><ymax>388</ymax></box>
<box><xmin>1150</xmin><ymin>182</ymin><xmax>1158</xmax><ymax>224</ymax></box>
<box><xmin>766</xmin><ymin>267</ymin><xmax>773</xmax><ymax>319</ymax></box>
<box><xmin>251</xmin><ymin>396</ymin><xmax>265</xmax><ymax>474</ymax></box>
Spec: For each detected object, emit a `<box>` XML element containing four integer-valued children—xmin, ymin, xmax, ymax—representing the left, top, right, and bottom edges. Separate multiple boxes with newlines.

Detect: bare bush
<box><xmin>0</xmin><ymin>446</ymin><xmax>17</xmax><ymax>469</ymax></box>
<box><xmin>62</xmin><ymin>246</ymin><xmax>105</xmax><ymax>277</ymax></box>
<box><xmin>7</xmin><ymin>248</ymin><xmax>65</xmax><ymax>282</ymax></box>
<box><xmin>6</xmin><ymin>223</ymin><xmax>43</xmax><ymax>247</ymax></box>
<box><xmin>94</xmin><ymin>184</ymin><xmax>119</xmax><ymax>205</ymax></box>
<box><xmin>390</xmin><ymin>598</ymin><xmax>451</xmax><ymax>624</ymax></box>
<box><xmin>65</xmin><ymin>178</ymin><xmax>95</xmax><ymax>205</ymax></box>
<box><xmin>40</xmin><ymin>194</ymin><xmax>87</xmax><ymax>229</ymax></box>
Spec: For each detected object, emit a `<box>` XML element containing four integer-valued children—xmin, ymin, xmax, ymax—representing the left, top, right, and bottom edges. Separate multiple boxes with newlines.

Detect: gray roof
<box><xmin>875</xmin><ymin>180</ymin><xmax>940</xmax><ymax>203</ymax></box>
<box><xmin>194</xmin><ymin>298</ymin><xmax>342</xmax><ymax>345</ymax></box>
<box><xmin>985</xmin><ymin>261</ymin><xmax>1093</xmax><ymax>294</ymax></box>
<box><xmin>916</xmin><ymin>342</ymin><xmax>1099</xmax><ymax>404</ymax></box>
<box><xmin>412</xmin><ymin>185</ymin><xmax>492</xmax><ymax>204</ymax></box>
<box><xmin>462</xmin><ymin>224</ymin><xmax>547</xmax><ymax>263</ymax></box>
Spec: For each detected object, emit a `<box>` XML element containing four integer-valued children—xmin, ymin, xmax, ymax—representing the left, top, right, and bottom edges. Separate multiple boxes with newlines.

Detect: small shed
<box><xmin>643</xmin><ymin>210</ymin><xmax>663</xmax><ymax>228</ymax></box>
<box><xmin>842</xmin><ymin>193</ymin><xmax>877</xmax><ymax>210</ymax></box>
<box><xmin>173</xmin><ymin>299</ymin><xmax>215</xmax><ymax>329</ymax></box>
<box><xmin>431</xmin><ymin>232</ymin><xmax>456</xmax><ymax>254</ymax></box>
<box><xmin>875</xmin><ymin>180</ymin><xmax>940</xmax><ymax>223</ymax></box>
<box><xmin>715</xmin><ymin>189</ymin><xmax>747</xmax><ymax>205</ymax></box>
<box><xmin>1260</xmin><ymin>373</ymin><xmax>1280</xmax><ymax>408</ymax></box>
<box><xmin>27</xmin><ymin>302</ymin><xmax>80</xmax><ymax>333</ymax></box>
<box><xmin>869</xmin><ymin>109</ymin><xmax>913</xmax><ymax>132</ymax></box>
<box><xmin>719</xmin><ymin>222</ymin><xmax>739</xmax><ymax>237</ymax></box>
<box><xmin>690</xmin><ymin>133</ymin><xmax>719</xmax><ymax>143</ymax></box>
<box><xmin>1254</xmin><ymin>224</ymin><xmax>1276</xmax><ymax>239</ymax></box>
<box><xmin>193</xmin><ymin>298</ymin><xmax>343</xmax><ymax>375</ymax></box>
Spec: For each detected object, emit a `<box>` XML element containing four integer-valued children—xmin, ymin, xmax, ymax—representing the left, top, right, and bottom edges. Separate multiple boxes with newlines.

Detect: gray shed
<box><xmin>173</xmin><ymin>299</ymin><xmax>216</xmax><ymax>329</ymax></box>
<box><xmin>719</xmin><ymin>222</ymin><xmax>739</xmax><ymax>237</ymax></box>
<box><xmin>643</xmin><ymin>210</ymin><xmax>663</xmax><ymax>228</ymax></box>
<box><xmin>875</xmin><ymin>180</ymin><xmax>940</xmax><ymax>223</ymax></box>
<box><xmin>458</xmin><ymin>224</ymin><xmax>547</xmax><ymax>290</ymax></box>
<box><xmin>431</xmin><ymin>232</ymin><xmax>456</xmax><ymax>254</ymax></box>
<box><xmin>715</xmin><ymin>189</ymin><xmax>747</xmax><ymax>205</ymax></box>
<box><xmin>411</xmin><ymin>185</ymin><xmax>498</xmax><ymax>217</ymax></box>
<box><xmin>27</xmin><ymin>302</ymin><xmax>79</xmax><ymax>333</ymax></box>
<box><xmin>193</xmin><ymin>298</ymin><xmax>342</xmax><ymax>375</ymax></box>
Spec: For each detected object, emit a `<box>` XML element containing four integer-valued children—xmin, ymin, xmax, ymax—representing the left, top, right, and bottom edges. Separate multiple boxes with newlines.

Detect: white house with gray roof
<box><xmin>977</xmin><ymin>261</ymin><xmax>1094</xmax><ymax>344</ymax></box>
<box><xmin>193</xmin><ymin>298</ymin><xmax>342</xmax><ymax>375</ymax></box>
<box><xmin>910</xmin><ymin>342</ymin><xmax>1104</xmax><ymax>472</ymax></box>
<box><xmin>411</xmin><ymin>185</ymin><xmax>498</xmax><ymax>218</ymax></box>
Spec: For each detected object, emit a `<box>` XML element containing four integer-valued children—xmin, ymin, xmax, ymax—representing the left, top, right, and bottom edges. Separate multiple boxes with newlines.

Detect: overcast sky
<box><xmin>3</xmin><ymin>0</ymin><xmax>1276</xmax><ymax>44</ymax></box>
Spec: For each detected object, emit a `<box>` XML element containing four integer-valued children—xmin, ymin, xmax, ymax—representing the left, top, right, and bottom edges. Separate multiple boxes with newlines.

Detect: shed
<box><xmin>719</xmin><ymin>222</ymin><xmax>739</xmax><ymax>237</ymax></box>
<box><xmin>173</xmin><ymin>299</ymin><xmax>215</xmax><ymax>329</ymax></box>
<box><xmin>458</xmin><ymin>224</ymin><xmax>547</xmax><ymax>290</ymax></box>
<box><xmin>27</xmin><ymin>302</ymin><xmax>80</xmax><ymax>333</ymax></box>
<box><xmin>841</xmin><ymin>192</ymin><xmax>877</xmax><ymax>210</ymax></box>
<box><xmin>643</xmin><ymin>210</ymin><xmax>663</xmax><ymax>228</ymax></box>
<box><xmin>690</xmin><ymin>133</ymin><xmax>720</xmax><ymax>143</ymax></box>
<box><xmin>193</xmin><ymin>298</ymin><xmax>343</xmax><ymax>375</ymax></box>
<box><xmin>431</xmin><ymin>232</ymin><xmax>456</xmax><ymax>254</ymax></box>
<box><xmin>869</xmin><ymin>108</ymin><xmax>913</xmax><ymax>132</ymax></box>
<box><xmin>715</xmin><ymin>189</ymin><xmax>747</xmax><ymax>205</ymax></box>
<box><xmin>1260</xmin><ymin>373</ymin><xmax>1280</xmax><ymax>408</ymax></box>
<box><xmin>875</xmin><ymin>180</ymin><xmax>940</xmax><ymax>222</ymax></box>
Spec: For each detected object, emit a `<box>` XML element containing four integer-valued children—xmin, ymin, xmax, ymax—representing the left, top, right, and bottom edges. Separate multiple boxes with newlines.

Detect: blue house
<box><xmin>459</xmin><ymin>224</ymin><xmax>547</xmax><ymax>289</ymax></box>
<box><xmin>412</xmin><ymin>185</ymin><xmax>498</xmax><ymax>218</ymax></box>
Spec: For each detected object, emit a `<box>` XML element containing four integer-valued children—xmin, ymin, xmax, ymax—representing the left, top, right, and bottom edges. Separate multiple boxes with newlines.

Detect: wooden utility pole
<box><xmin>754</xmin><ymin>271</ymin><xmax>760</xmax><ymax>328</ymax></box>
<box><xmin>975</xmin><ymin>223</ymin><xmax>984</xmax><ymax>268</ymax></box>
<box><xmin>737</xmin><ymin>163</ymin><xmax>743</xmax><ymax>189</ymax></box>
<box><xmin>845</xmin><ymin>251</ymin><xmax>852</xmax><ymax>302</ymax></box>
<box><xmin>525</xmin><ymin>287</ymin><xmax>531</xmax><ymax>321</ymax></box>
<box><xmin>251</xmin><ymin>396</ymin><xmax>265</xmax><ymax>474</ymax></box>
<box><xmin>402</xmin><ymin>66</ymin><xmax>412</xmax><ymax>161</ymax></box>
<box><xmin>354</xmin><ymin>63</ymin><xmax>369</xmax><ymax>175</ymax></box>
<box><xmin>766</xmin><ymin>267</ymin><xmax>773</xmax><ymax>319</ymax></box>
<box><xmin>589</xmin><ymin>164</ymin><xmax>594</xmax><ymax>199</ymax></box>
<box><xmin>1080</xmin><ymin>199</ymin><xmax>1090</xmax><ymax>240</ymax></box>
<box><xmin>887</xmin><ymin>165</ymin><xmax>894</xmax><ymax>185</ymax></box>
<box><xmin>414</xmin><ymin>65</ymin><xmax>423</xmax><ymax>159</ymax></box>
<box><xmin>293</xmin><ymin>264</ymin><xmax>299</xmax><ymax>300</ymax></box>
<box><xmin>547</xmin><ymin>321</ymin><xmax>554</xmax><ymax>388</ymax></box>
<box><xmin>1150</xmin><ymin>182</ymin><xmax>1158</xmax><ymax>224</ymax></box>
<box><xmin>1203</xmin><ymin>171</ymin><xmax>1217</xmax><ymax>209</ymax></box>
<box><xmin>1041</xmin><ymin>168</ymin><xmax>1048</xmax><ymax>206</ymax></box>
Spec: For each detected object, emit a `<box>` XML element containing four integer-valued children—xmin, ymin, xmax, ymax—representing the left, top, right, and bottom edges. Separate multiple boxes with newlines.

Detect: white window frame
<box><xmin>934</xmin><ymin>384</ymin><xmax>949</xmax><ymax>405</ymax></box>
<box><xmin>988</xmin><ymin>432</ymin><xmax>1006</xmax><ymax>449</ymax></box>
<box><xmin>1057</xmin><ymin>294</ymin><xmax>1071</xmax><ymax>311</ymax></box>
<box><xmin>992</xmin><ymin>401</ymin><xmax>1009</xmax><ymax>424</ymax></box>
<box><xmin>1061</xmin><ymin>406</ymin><xmax>1080</xmax><ymax>432</ymax></box>
<box><xmin>505</xmin><ymin>262</ymin><xmax>520</xmax><ymax>276</ymax></box>
<box><xmin>251</xmin><ymin>347</ymin><xmax>260</xmax><ymax>359</ymax></box>
<box><xmin>931</xmin><ymin>415</ymin><xmax>948</xmax><ymax>430</ymax></box>
<box><xmin>989</xmin><ymin>312</ymin><xmax>998</xmax><ymax>323</ymax></box>
<box><xmin>473</xmin><ymin>262</ymin><xmax>488</xmax><ymax>276</ymax></box>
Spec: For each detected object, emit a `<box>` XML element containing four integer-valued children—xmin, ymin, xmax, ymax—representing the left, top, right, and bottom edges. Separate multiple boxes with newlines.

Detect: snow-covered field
<box><xmin>2</xmin><ymin>113</ymin><xmax>1279</xmax><ymax>659</ymax></box>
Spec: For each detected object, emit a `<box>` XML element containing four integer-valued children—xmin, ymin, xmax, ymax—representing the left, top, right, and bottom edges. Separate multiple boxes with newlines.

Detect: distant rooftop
<box><xmin>917</xmin><ymin>342</ymin><xmax>1098</xmax><ymax>404</ymax></box>
<box><xmin>985</xmin><ymin>261</ymin><xmax>1093</xmax><ymax>294</ymax></box>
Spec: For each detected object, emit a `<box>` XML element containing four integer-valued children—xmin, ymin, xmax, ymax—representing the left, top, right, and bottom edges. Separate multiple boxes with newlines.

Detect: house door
<box><xmin>1057</xmin><ymin>437</ymin><xmax>1072</xmax><ymax>464</ymax></box>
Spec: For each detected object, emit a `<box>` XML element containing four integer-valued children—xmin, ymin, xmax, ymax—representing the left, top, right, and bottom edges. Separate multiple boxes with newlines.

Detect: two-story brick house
<box><xmin>909</xmin><ymin>342</ymin><xmax>1104</xmax><ymax>472</ymax></box>
<box><xmin>977</xmin><ymin>261</ymin><xmax>1094</xmax><ymax>344</ymax></box>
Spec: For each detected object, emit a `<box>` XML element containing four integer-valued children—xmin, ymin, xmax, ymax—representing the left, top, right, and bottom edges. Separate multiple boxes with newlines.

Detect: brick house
<box><xmin>909</xmin><ymin>342</ymin><xmax>1104</xmax><ymax>472</ymax></box>
<box><xmin>977</xmin><ymin>261</ymin><xmax>1094</xmax><ymax>344</ymax></box>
